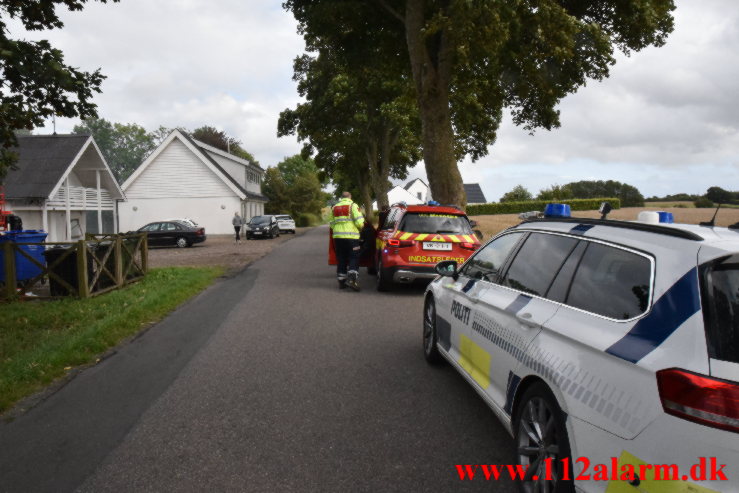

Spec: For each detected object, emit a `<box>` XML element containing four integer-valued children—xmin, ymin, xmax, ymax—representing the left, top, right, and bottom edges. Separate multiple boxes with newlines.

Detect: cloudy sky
<box><xmin>14</xmin><ymin>0</ymin><xmax>739</xmax><ymax>201</ymax></box>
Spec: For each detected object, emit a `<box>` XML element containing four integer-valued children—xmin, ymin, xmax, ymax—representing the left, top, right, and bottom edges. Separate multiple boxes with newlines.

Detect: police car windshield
<box><xmin>702</xmin><ymin>254</ymin><xmax>739</xmax><ymax>364</ymax></box>
<box><xmin>398</xmin><ymin>213</ymin><xmax>472</xmax><ymax>234</ymax></box>
<box><xmin>250</xmin><ymin>216</ymin><xmax>270</xmax><ymax>224</ymax></box>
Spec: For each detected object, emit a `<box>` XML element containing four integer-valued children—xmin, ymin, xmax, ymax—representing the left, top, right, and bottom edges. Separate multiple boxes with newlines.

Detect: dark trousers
<box><xmin>234</xmin><ymin>226</ymin><xmax>241</xmax><ymax>240</ymax></box>
<box><xmin>334</xmin><ymin>238</ymin><xmax>360</xmax><ymax>279</ymax></box>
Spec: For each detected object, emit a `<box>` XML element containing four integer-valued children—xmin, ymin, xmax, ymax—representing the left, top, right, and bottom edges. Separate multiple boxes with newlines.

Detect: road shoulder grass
<box><xmin>0</xmin><ymin>266</ymin><xmax>224</xmax><ymax>414</ymax></box>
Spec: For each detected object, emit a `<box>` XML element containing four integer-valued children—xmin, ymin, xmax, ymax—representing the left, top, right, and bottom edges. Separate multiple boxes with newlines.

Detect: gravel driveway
<box><xmin>147</xmin><ymin>227</ymin><xmax>314</xmax><ymax>272</ymax></box>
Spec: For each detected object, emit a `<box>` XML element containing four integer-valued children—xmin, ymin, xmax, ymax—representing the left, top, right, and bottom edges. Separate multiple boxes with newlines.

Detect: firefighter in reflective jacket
<box><xmin>329</xmin><ymin>191</ymin><xmax>365</xmax><ymax>290</ymax></box>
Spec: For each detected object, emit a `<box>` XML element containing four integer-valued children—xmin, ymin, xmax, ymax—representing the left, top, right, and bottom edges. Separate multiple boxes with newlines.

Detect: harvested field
<box><xmin>147</xmin><ymin>228</ymin><xmax>312</xmax><ymax>272</ymax></box>
<box><xmin>471</xmin><ymin>206</ymin><xmax>739</xmax><ymax>240</ymax></box>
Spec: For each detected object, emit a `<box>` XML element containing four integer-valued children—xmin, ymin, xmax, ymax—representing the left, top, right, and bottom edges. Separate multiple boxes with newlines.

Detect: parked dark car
<box><xmin>137</xmin><ymin>221</ymin><xmax>206</xmax><ymax>248</ymax></box>
<box><xmin>246</xmin><ymin>215</ymin><xmax>280</xmax><ymax>239</ymax></box>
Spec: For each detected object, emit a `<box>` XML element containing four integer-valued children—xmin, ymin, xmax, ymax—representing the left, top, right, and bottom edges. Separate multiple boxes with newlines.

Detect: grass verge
<box><xmin>0</xmin><ymin>266</ymin><xmax>224</xmax><ymax>413</ymax></box>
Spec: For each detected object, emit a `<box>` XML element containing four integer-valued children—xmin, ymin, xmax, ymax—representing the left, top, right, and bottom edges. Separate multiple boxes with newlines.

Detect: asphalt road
<box><xmin>0</xmin><ymin>226</ymin><xmax>516</xmax><ymax>492</ymax></box>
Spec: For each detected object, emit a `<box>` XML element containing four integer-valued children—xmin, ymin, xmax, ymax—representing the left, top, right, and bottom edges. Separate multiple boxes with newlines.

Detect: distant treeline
<box><xmin>499</xmin><ymin>183</ymin><xmax>738</xmax><ymax>210</ymax></box>
<box><xmin>648</xmin><ymin>187</ymin><xmax>738</xmax><ymax>208</ymax></box>
<box><xmin>500</xmin><ymin>180</ymin><xmax>644</xmax><ymax>207</ymax></box>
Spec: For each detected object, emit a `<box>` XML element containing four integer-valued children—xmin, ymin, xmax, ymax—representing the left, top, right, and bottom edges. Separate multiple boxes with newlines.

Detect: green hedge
<box><xmin>467</xmin><ymin>198</ymin><xmax>621</xmax><ymax>216</ymax></box>
<box><xmin>296</xmin><ymin>213</ymin><xmax>320</xmax><ymax>227</ymax></box>
<box><xmin>694</xmin><ymin>197</ymin><xmax>714</xmax><ymax>208</ymax></box>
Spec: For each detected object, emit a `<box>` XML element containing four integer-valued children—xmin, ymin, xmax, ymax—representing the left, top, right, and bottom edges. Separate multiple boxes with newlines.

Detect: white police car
<box><xmin>424</xmin><ymin>206</ymin><xmax>739</xmax><ymax>492</ymax></box>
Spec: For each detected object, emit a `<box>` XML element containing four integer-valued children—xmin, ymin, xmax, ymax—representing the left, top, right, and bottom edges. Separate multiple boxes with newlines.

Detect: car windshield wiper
<box><xmin>436</xmin><ymin>230</ymin><xmax>458</xmax><ymax>234</ymax></box>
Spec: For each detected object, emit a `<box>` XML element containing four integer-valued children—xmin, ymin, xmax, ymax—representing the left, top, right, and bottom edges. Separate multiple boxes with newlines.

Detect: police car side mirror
<box><xmin>469</xmin><ymin>220</ymin><xmax>478</xmax><ymax>228</ymax></box>
<box><xmin>435</xmin><ymin>260</ymin><xmax>459</xmax><ymax>280</ymax></box>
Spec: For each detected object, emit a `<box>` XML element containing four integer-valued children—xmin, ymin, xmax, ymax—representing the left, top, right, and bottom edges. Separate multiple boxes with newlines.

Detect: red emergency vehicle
<box><xmin>328</xmin><ymin>201</ymin><xmax>481</xmax><ymax>290</ymax></box>
<box><xmin>374</xmin><ymin>202</ymin><xmax>480</xmax><ymax>290</ymax></box>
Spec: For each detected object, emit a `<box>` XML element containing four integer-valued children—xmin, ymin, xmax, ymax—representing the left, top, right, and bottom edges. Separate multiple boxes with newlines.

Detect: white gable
<box><xmin>125</xmin><ymin>138</ymin><xmax>235</xmax><ymax>199</ymax></box>
<box><xmin>405</xmin><ymin>179</ymin><xmax>431</xmax><ymax>202</ymax></box>
<box><xmin>388</xmin><ymin>185</ymin><xmax>424</xmax><ymax>205</ymax></box>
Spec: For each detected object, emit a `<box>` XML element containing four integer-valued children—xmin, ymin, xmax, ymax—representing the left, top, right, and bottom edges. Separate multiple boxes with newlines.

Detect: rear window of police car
<box><xmin>497</xmin><ymin>233</ymin><xmax>651</xmax><ymax>320</ymax></box>
<box><xmin>398</xmin><ymin>213</ymin><xmax>472</xmax><ymax>235</ymax></box>
<box><xmin>701</xmin><ymin>254</ymin><xmax>739</xmax><ymax>363</ymax></box>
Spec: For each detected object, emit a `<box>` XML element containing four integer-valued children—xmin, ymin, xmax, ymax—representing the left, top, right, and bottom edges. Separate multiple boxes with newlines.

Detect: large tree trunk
<box><xmin>357</xmin><ymin>165</ymin><xmax>374</xmax><ymax>223</ymax></box>
<box><xmin>404</xmin><ymin>0</ymin><xmax>466</xmax><ymax>208</ymax></box>
<box><xmin>373</xmin><ymin>126</ymin><xmax>393</xmax><ymax>211</ymax></box>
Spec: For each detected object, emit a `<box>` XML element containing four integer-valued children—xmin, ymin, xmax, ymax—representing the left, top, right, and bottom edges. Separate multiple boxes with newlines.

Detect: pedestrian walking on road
<box><xmin>329</xmin><ymin>191</ymin><xmax>365</xmax><ymax>291</ymax></box>
<box><xmin>232</xmin><ymin>212</ymin><xmax>243</xmax><ymax>244</ymax></box>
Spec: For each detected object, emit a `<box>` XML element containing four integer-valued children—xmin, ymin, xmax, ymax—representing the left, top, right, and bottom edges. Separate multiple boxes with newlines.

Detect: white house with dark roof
<box><xmin>386</xmin><ymin>178</ymin><xmax>488</xmax><ymax>206</ymax></box>
<box><xmin>404</xmin><ymin>178</ymin><xmax>432</xmax><ymax>203</ymax></box>
<box><xmin>119</xmin><ymin>129</ymin><xmax>267</xmax><ymax>235</ymax></box>
<box><xmin>3</xmin><ymin>134</ymin><xmax>125</xmax><ymax>241</ymax></box>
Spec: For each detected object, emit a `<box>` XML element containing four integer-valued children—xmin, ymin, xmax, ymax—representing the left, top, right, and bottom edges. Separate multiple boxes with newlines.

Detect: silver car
<box><xmin>275</xmin><ymin>215</ymin><xmax>296</xmax><ymax>234</ymax></box>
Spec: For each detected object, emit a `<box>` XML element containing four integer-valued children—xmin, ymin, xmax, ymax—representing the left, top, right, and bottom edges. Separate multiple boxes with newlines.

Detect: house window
<box><xmin>85</xmin><ymin>211</ymin><xmax>114</xmax><ymax>234</ymax></box>
<box><xmin>417</xmin><ymin>192</ymin><xmax>422</xmax><ymax>200</ymax></box>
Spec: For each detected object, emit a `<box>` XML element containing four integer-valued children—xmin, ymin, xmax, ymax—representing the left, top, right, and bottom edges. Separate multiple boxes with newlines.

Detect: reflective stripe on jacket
<box><xmin>329</xmin><ymin>198</ymin><xmax>365</xmax><ymax>240</ymax></box>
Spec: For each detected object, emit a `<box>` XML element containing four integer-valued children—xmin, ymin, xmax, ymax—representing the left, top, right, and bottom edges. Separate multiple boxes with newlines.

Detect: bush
<box><xmin>500</xmin><ymin>185</ymin><xmax>533</xmax><ymax>202</ymax></box>
<box><xmin>296</xmin><ymin>213</ymin><xmax>320</xmax><ymax>227</ymax></box>
<box><xmin>467</xmin><ymin>198</ymin><xmax>621</xmax><ymax>216</ymax></box>
<box><xmin>694</xmin><ymin>197</ymin><xmax>714</xmax><ymax>208</ymax></box>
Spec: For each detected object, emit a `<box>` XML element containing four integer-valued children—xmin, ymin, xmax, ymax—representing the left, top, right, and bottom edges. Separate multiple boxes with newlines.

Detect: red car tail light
<box><xmin>387</xmin><ymin>239</ymin><xmax>415</xmax><ymax>247</ymax></box>
<box><xmin>196</xmin><ymin>228</ymin><xmax>205</xmax><ymax>236</ymax></box>
<box><xmin>657</xmin><ymin>368</ymin><xmax>739</xmax><ymax>433</ymax></box>
<box><xmin>460</xmin><ymin>242</ymin><xmax>479</xmax><ymax>251</ymax></box>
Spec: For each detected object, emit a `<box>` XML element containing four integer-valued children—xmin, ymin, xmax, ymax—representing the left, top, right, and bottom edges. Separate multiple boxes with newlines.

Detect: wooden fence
<box><xmin>1</xmin><ymin>233</ymin><xmax>148</xmax><ymax>300</ymax></box>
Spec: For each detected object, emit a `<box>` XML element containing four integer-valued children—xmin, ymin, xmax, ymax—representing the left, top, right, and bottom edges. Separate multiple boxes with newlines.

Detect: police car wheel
<box><xmin>423</xmin><ymin>297</ymin><xmax>443</xmax><ymax>364</ymax></box>
<box><xmin>514</xmin><ymin>383</ymin><xmax>574</xmax><ymax>493</ymax></box>
<box><xmin>376</xmin><ymin>258</ymin><xmax>392</xmax><ymax>292</ymax></box>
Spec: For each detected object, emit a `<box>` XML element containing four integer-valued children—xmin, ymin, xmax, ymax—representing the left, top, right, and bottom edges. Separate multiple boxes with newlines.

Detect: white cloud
<box><xmin>18</xmin><ymin>0</ymin><xmax>305</xmax><ymax>166</ymax></box>
<box><xmin>8</xmin><ymin>0</ymin><xmax>739</xmax><ymax>197</ymax></box>
<box><xmin>401</xmin><ymin>0</ymin><xmax>739</xmax><ymax>199</ymax></box>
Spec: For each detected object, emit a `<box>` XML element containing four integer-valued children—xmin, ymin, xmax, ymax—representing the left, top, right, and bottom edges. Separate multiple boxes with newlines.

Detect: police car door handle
<box><xmin>516</xmin><ymin>312</ymin><xmax>538</xmax><ymax>328</ymax></box>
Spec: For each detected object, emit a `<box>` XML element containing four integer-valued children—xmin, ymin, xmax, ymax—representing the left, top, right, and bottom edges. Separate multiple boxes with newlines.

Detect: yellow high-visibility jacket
<box><xmin>329</xmin><ymin>198</ymin><xmax>365</xmax><ymax>240</ymax></box>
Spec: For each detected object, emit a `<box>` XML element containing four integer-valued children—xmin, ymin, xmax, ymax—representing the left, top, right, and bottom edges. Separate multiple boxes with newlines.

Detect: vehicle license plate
<box><xmin>423</xmin><ymin>242</ymin><xmax>452</xmax><ymax>251</ymax></box>
<box><xmin>253</xmin><ymin>231</ymin><xmax>262</xmax><ymax>235</ymax></box>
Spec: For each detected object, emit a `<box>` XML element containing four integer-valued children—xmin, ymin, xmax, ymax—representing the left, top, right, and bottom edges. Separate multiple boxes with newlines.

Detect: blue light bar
<box><xmin>544</xmin><ymin>203</ymin><xmax>571</xmax><ymax>218</ymax></box>
<box><xmin>657</xmin><ymin>211</ymin><xmax>674</xmax><ymax>224</ymax></box>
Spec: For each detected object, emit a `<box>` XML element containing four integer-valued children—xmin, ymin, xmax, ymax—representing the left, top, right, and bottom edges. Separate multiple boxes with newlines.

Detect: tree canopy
<box><xmin>73</xmin><ymin>118</ymin><xmax>157</xmax><ymax>183</ymax></box>
<box><xmin>191</xmin><ymin>125</ymin><xmax>257</xmax><ymax>163</ymax></box>
<box><xmin>500</xmin><ymin>185</ymin><xmax>533</xmax><ymax>203</ymax></box>
<box><xmin>284</xmin><ymin>0</ymin><xmax>675</xmax><ymax>207</ymax></box>
<box><xmin>263</xmin><ymin>155</ymin><xmax>324</xmax><ymax>218</ymax></box>
<box><xmin>278</xmin><ymin>15</ymin><xmax>421</xmax><ymax>219</ymax></box>
<box><xmin>537</xmin><ymin>180</ymin><xmax>644</xmax><ymax>207</ymax></box>
<box><xmin>705</xmin><ymin>186</ymin><xmax>737</xmax><ymax>205</ymax></box>
<box><xmin>0</xmin><ymin>0</ymin><xmax>118</xmax><ymax>180</ymax></box>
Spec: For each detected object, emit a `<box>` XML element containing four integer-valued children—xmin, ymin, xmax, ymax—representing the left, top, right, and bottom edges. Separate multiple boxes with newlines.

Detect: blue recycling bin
<box><xmin>0</xmin><ymin>230</ymin><xmax>48</xmax><ymax>283</ymax></box>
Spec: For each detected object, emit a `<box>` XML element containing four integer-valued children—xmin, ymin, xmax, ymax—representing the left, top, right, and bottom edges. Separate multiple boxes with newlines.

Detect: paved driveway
<box><xmin>0</xmin><ymin>226</ymin><xmax>516</xmax><ymax>492</ymax></box>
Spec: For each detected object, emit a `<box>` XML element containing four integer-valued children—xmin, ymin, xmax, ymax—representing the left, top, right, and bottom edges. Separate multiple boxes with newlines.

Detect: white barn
<box><xmin>3</xmin><ymin>134</ymin><xmax>124</xmax><ymax>241</ymax></box>
<box><xmin>119</xmin><ymin>130</ymin><xmax>267</xmax><ymax>235</ymax></box>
